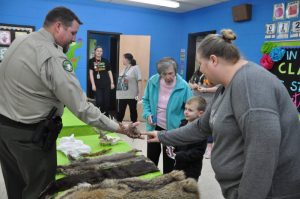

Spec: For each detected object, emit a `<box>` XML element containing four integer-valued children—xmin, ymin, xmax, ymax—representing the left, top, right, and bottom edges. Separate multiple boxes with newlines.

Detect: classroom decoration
<box><xmin>0</xmin><ymin>23</ymin><xmax>35</xmax><ymax>62</ymax></box>
<box><xmin>261</xmin><ymin>42</ymin><xmax>277</xmax><ymax>53</ymax></box>
<box><xmin>273</xmin><ymin>3</ymin><xmax>285</xmax><ymax>20</ymax></box>
<box><xmin>290</xmin><ymin>20</ymin><xmax>300</xmax><ymax>38</ymax></box>
<box><xmin>286</xmin><ymin>1</ymin><xmax>299</xmax><ymax>19</ymax></box>
<box><xmin>66</xmin><ymin>38</ymin><xmax>83</xmax><ymax>72</ymax></box>
<box><xmin>262</xmin><ymin>3</ymin><xmax>300</xmax><ymax>113</ymax></box>
<box><xmin>269</xmin><ymin>47</ymin><xmax>286</xmax><ymax>61</ymax></box>
<box><xmin>265</xmin><ymin>23</ymin><xmax>276</xmax><ymax>39</ymax></box>
<box><xmin>260</xmin><ymin>41</ymin><xmax>300</xmax><ymax>113</ymax></box>
<box><xmin>260</xmin><ymin>54</ymin><xmax>274</xmax><ymax>70</ymax></box>
<box><xmin>180</xmin><ymin>48</ymin><xmax>185</xmax><ymax>76</ymax></box>
<box><xmin>277</xmin><ymin>21</ymin><xmax>290</xmax><ymax>39</ymax></box>
<box><xmin>265</xmin><ymin>2</ymin><xmax>300</xmax><ymax>39</ymax></box>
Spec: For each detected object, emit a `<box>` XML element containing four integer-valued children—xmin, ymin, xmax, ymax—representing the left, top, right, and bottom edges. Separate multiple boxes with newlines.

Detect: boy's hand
<box><xmin>141</xmin><ymin>131</ymin><xmax>159</xmax><ymax>142</ymax></box>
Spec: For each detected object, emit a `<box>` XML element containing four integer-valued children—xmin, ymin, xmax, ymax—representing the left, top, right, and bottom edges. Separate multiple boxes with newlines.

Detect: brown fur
<box><xmin>80</xmin><ymin>148</ymin><xmax>112</xmax><ymax>157</ymax></box>
<box><xmin>57</xmin><ymin>149</ymin><xmax>140</xmax><ymax>174</ymax></box>
<box><xmin>40</xmin><ymin>156</ymin><xmax>159</xmax><ymax>198</ymax></box>
<box><xmin>56</xmin><ymin>171</ymin><xmax>199</xmax><ymax>199</ymax></box>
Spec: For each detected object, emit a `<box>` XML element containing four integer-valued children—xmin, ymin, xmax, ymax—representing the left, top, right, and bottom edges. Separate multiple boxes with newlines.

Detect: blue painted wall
<box><xmin>182</xmin><ymin>0</ymin><xmax>278</xmax><ymax>67</ymax></box>
<box><xmin>1</xmin><ymin>0</ymin><xmax>296</xmax><ymax>91</ymax></box>
<box><xmin>1</xmin><ymin>0</ymin><xmax>184</xmax><ymax>91</ymax></box>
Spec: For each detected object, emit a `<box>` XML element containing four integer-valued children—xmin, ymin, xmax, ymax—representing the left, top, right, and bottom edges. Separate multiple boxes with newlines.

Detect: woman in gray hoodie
<box><xmin>143</xmin><ymin>29</ymin><xmax>300</xmax><ymax>199</ymax></box>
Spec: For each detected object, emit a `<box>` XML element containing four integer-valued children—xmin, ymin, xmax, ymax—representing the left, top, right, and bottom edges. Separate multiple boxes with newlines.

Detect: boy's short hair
<box><xmin>186</xmin><ymin>96</ymin><xmax>207</xmax><ymax>111</ymax></box>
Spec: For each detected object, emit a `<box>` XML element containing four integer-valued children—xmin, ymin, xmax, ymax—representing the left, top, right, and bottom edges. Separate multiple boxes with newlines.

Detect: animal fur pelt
<box><xmin>67</xmin><ymin>148</ymin><xmax>112</xmax><ymax>161</ymax></box>
<box><xmin>58</xmin><ymin>155</ymin><xmax>149</xmax><ymax>176</ymax></box>
<box><xmin>39</xmin><ymin>156</ymin><xmax>159</xmax><ymax>198</ymax></box>
<box><xmin>80</xmin><ymin>148</ymin><xmax>112</xmax><ymax>157</ymax></box>
<box><xmin>56</xmin><ymin>170</ymin><xmax>200</xmax><ymax>199</ymax></box>
<box><xmin>57</xmin><ymin>149</ymin><xmax>140</xmax><ymax>173</ymax></box>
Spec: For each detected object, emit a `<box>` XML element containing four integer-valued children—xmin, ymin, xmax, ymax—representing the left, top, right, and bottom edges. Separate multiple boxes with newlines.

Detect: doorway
<box><xmin>86</xmin><ymin>31</ymin><xmax>121</xmax><ymax>117</ymax></box>
<box><xmin>186</xmin><ymin>30</ymin><xmax>216</xmax><ymax>81</ymax></box>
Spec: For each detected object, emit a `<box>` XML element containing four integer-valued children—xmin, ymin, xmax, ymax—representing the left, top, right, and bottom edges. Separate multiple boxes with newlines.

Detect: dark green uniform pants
<box><xmin>0</xmin><ymin>122</ymin><xmax>56</xmax><ymax>199</ymax></box>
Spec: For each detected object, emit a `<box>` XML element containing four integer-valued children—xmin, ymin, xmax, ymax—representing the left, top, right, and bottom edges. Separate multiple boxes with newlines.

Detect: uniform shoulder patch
<box><xmin>63</xmin><ymin>60</ymin><xmax>73</xmax><ymax>72</ymax></box>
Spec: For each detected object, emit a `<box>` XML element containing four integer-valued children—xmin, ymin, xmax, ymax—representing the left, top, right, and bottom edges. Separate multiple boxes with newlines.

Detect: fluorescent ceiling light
<box><xmin>127</xmin><ymin>0</ymin><xmax>180</xmax><ymax>8</ymax></box>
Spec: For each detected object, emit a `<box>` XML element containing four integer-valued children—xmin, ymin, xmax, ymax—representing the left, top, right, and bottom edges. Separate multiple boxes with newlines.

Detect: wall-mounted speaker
<box><xmin>232</xmin><ymin>4</ymin><xmax>252</xmax><ymax>22</ymax></box>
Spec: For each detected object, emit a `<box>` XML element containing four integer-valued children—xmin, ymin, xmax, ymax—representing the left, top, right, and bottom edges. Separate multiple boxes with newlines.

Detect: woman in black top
<box><xmin>89</xmin><ymin>46</ymin><xmax>115</xmax><ymax>116</ymax></box>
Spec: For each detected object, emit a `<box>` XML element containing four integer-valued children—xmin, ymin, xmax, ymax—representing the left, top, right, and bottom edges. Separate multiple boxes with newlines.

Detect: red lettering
<box><xmin>291</xmin><ymin>92</ymin><xmax>300</xmax><ymax>108</ymax></box>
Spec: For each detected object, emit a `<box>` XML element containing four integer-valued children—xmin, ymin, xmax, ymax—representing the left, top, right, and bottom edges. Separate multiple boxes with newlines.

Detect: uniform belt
<box><xmin>0</xmin><ymin>114</ymin><xmax>40</xmax><ymax>130</ymax></box>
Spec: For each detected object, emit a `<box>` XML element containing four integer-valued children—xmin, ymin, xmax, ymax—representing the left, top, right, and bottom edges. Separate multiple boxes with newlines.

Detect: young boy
<box><xmin>166</xmin><ymin>96</ymin><xmax>207</xmax><ymax>180</ymax></box>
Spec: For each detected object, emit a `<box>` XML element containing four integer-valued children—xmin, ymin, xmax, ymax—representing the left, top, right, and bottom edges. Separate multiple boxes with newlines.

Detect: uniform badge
<box><xmin>63</xmin><ymin>60</ymin><xmax>73</xmax><ymax>72</ymax></box>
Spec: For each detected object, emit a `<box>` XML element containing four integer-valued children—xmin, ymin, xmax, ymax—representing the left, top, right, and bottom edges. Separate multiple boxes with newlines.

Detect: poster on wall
<box><xmin>179</xmin><ymin>49</ymin><xmax>185</xmax><ymax>76</ymax></box>
<box><xmin>286</xmin><ymin>1</ymin><xmax>299</xmax><ymax>19</ymax></box>
<box><xmin>277</xmin><ymin>21</ymin><xmax>290</xmax><ymax>39</ymax></box>
<box><xmin>290</xmin><ymin>20</ymin><xmax>300</xmax><ymax>38</ymax></box>
<box><xmin>273</xmin><ymin>3</ymin><xmax>285</xmax><ymax>20</ymax></box>
<box><xmin>270</xmin><ymin>47</ymin><xmax>300</xmax><ymax>112</ymax></box>
<box><xmin>265</xmin><ymin>23</ymin><xmax>276</xmax><ymax>39</ymax></box>
<box><xmin>0</xmin><ymin>31</ymin><xmax>11</xmax><ymax>45</ymax></box>
<box><xmin>0</xmin><ymin>23</ymin><xmax>35</xmax><ymax>62</ymax></box>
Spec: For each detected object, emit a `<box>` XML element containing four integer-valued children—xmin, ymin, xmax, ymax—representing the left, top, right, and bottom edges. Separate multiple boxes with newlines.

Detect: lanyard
<box><xmin>122</xmin><ymin>65</ymin><xmax>131</xmax><ymax>76</ymax></box>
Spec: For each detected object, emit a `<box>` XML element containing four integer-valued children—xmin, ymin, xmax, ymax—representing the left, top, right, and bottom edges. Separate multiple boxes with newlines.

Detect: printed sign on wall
<box><xmin>265</xmin><ymin>23</ymin><xmax>276</xmax><ymax>39</ymax></box>
<box><xmin>271</xmin><ymin>48</ymin><xmax>300</xmax><ymax>112</ymax></box>
<box><xmin>277</xmin><ymin>21</ymin><xmax>290</xmax><ymax>38</ymax></box>
<box><xmin>286</xmin><ymin>1</ymin><xmax>299</xmax><ymax>19</ymax></box>
<box><xmin>273</xmin><ymin>3</ymin><xmax>285</xmax><ymax>20</ymax></box>
<box><xmin>290</xmin><ymin>20</ymin><xmax>300</xmax><ymax>38</ymax></box>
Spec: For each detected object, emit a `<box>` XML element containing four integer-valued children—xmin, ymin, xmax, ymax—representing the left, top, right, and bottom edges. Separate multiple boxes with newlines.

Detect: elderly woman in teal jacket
<box><xmin>142</xmin><ymin>57</ymin><xmax>192</xmax><ymax>174</ymax></box>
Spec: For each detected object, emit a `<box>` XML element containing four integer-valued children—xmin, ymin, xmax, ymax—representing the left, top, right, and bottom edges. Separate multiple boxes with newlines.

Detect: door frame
<box><xmin>186</xmin><ymin>30</ymin><xmax>216</xmax><ymax>81</ymax></box>
<box><xmin>86</xmin><ymin>30</ymin><xmax>121</xmax><ymax>99</ymax></box>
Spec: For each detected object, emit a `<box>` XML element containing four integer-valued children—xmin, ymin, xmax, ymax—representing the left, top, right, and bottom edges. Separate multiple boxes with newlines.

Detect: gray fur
<box><xmin>56</xmin><ymin>170</ymin><xmax>199</xmax><ymax>199</ymax></box>
<box><xmin>40</xmin><ymin>156</ymin><xmax>159</xmax><ymax>198</ymax></box>
<box><xmin>57</xmin><ymin>149</ymin><xmax>140</xmax><ymax>173</ymax></box>
<box><xmin>59</xmin><ymin>155</ymin><xmax>149</xmax><ymax>176</ymax></box>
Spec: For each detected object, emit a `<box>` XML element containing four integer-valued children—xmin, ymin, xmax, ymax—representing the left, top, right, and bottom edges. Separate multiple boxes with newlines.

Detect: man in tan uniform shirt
<box><xmin>0</xmin><ymin>7</ymin><xmax>135</xmax><ymax>199</ymax></box>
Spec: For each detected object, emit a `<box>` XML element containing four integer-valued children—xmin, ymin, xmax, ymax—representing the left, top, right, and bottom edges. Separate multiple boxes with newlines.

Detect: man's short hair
<box><xmin>43</xmin><ymin>6</ymin><xmax>83</xmax><ymax>28</ymax></box>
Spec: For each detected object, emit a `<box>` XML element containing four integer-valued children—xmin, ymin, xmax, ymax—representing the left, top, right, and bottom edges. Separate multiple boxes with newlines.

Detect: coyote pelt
<box><xmin>57</xmin><ymin>170</ymin><xmax>199</xmax><ymax>199</ymax></box>
<box><xmin>58</xmin><ymin>155</ymin><xmax>149</xmax><ymax>176</ymax></box>
<box><xmin>39</xmin><ymin>156</ymin><xmax>159</xmax><ymax>198</ymax></box>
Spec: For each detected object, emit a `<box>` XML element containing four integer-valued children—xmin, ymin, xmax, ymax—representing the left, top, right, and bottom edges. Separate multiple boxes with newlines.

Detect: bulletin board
<box><xmin>261</xmin><ymin>1</ymin><xmax>300</xmax><ymax>114</ymax></box>
<box><xmin>0</xmin><ymin>23</ymin><xmax>35</xmax><ymax>62</ymax></box>
<box><xmin>261</xmin><ymin>41</ymin><xmax>300</xmax><ymax>113</ymax></box>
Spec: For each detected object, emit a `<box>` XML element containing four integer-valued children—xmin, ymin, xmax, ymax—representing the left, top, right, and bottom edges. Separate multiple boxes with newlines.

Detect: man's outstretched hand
<box><xmin>141</xmin><ymin>131</ymin><xmax>160</xmax><ymax>142</ymax></box>
<box><xmin>117</xmin><ymin>122</ymin><xmax>144</xmax><ymax>139</ymax></box>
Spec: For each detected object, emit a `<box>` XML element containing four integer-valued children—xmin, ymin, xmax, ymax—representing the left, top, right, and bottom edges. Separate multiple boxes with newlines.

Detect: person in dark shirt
<box><xmin>89</xmin><ymin>46</ymin><xmax>115</xmax><ymax>116</ymax></box>
<box><xmin>166</xmin><ymin>96</ymin><xmax>207</xmax><ymax>180</ymax></box>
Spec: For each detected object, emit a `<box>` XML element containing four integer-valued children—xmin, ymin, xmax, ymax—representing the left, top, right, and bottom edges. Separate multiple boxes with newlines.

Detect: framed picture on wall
<box><xmin>0</xmin><ymin>23</ymin><xmax>35</xmax><ymax>62</ymax></box>
<box><xmin>277</xmin><ymin>21</ymin><xmax>290</xmax><ymax>39</ymax></box>
<box><xmin>286</xmin><ymin>1</ymin><xmax>299</xmax><ymax>19</ymax></box>
<box><xmin>290</xmin><ymin>20</ymin><xmax>300</xmax><ymax>38</ymax></box>
<box><xmin>265</xmin><ymin>23</ymin><xmax>276</xmax><ymax>39</ymax></box>
<box><xmin>0</xmin><ymin>31</ymin><xmax>11</xmax><ymax>45</ymax></box>
<box><xmin>273</xmin><ymin>3</ymin><xmax>285</xmax><ymax>20</ymax></box>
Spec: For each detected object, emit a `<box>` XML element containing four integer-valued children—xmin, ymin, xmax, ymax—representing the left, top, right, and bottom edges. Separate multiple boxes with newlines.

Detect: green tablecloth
<box><xmin>59</xmin><ymin>108</ymin><xmax>95</xmax><ymax>137</ymax></box>
<box><xmin>57</xmin><ymin>108</ymin><xmax>161</xmax><ymax>180</ymax></box>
